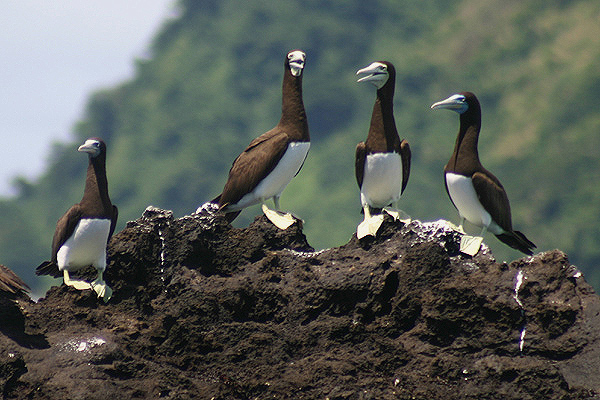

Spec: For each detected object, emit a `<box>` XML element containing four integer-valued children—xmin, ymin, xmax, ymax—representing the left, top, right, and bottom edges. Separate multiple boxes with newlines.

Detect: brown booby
<box><xmin>0</xmin><ymin>264</ymin><xmax>29</xmax><ymax>294</ymax></box>
<box><xmin>431</xmin><ymin>92</ymin><xmax>536</xmax><ymax>256</ymax></box>
<box><xmin>209</xmin><ymin>49</ymin><xmax>309</xmax><ymax>229</ymax></box>
<box><xmin>36</xmin><ymin>138</ymin><xmax>118</xmax><ymax>302</ymax></box>
<box><xmin>354</xmin><ymin>61</ymin><xmax>411</xmax><ymax>238</ymax></box>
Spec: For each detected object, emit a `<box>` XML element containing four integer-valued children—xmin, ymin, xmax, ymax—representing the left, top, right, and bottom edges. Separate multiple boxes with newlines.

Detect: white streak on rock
<box><xmin>513</xmin><ymin>269</ymin><xmax>526</xmax><ymax>352</ymax></box>
<box><xmin>514</xmin><ymin>270</ymin><xmax>524</xmax><ymax>308</ymax></box>
<box><xmin>519</xmin><ymin>328</ymin><xmax>527</xmax><ymax>352</ymax></box>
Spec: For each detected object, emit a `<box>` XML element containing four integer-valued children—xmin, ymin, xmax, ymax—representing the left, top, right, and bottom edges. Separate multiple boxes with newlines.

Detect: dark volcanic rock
<box><xmin>1</xmin><ymin>206</ymin><xmax>600</xmax><ymax>399</ymax></box>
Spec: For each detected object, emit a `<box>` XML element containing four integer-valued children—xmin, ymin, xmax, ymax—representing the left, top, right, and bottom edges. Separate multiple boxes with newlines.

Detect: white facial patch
<box><xmin>232</xmin><ymin>141</ymin><xmax>310</xmax><ymax>210</ymax></box>
<box><xmin>360</xmin><ymin>152</ymin><xmax>403</xmax><ymax>208</ymax></box>
<box><xmin>57</xmin><ymin>218</ymin><xmax>111</xmax><ymax>272</ymax></box>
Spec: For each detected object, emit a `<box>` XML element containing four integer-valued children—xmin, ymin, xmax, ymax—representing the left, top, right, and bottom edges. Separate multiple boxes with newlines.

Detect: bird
<box><xmin>431</xmin><ymin>92</ymin><xmax>536</xmax><ymax>256</ymax></box>
<box><xmin>36</xmin><ymin>138</ymin><xmax>118</xmax><ymax>302</ymax></box>
<box><xmin>209</xmin><ymin>49</ymin><xmax>310</xmax><ymax>230</ymax></box>
<box><xmin>0</xmin><ymin>264</ymin><xmax>29</xmax><ymax>295</ymax></box>
<box><xmin>354</xmin><ymin>61</ymin><xmax>411</xmax><ymax>239</ymax></box>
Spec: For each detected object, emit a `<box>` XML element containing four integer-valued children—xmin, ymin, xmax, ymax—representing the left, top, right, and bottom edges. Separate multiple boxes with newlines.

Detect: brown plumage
<box><xmin>36</xmin><ymin>138</ymin><xmax>118</xmax><ymax>277</ymax></box>
<box><xmin>355</xmin><ymin>61</ymin><xmax>411</xmax><ymax>212</ymax></box>
<box><xmin>432</xmin><ymin>91</ymin><xmax>536</xmax><ymax>255</ymax></box>
<box><xmin>214</xmin><ymin>50</ymin><xmax>309</xmax><ymax>222</ymax></box>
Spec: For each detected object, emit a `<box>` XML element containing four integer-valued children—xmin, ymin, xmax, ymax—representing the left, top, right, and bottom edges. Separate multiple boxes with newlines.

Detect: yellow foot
<box><xmin>357</xmin><ymin>214</ymin><xmax>385</xmax><ymax>239</ymax></box>
<box><xmin>460</xmin><ymin>235</ymin><xmax>483</xmax><ymax>256</ymax></box>
<box><xmin>262</xmin><ymin>204</ymin><xmax>297</xmax><ymax>230</ymax></box>
<box><xmin>383</xmin><ymin>207</ymin><xmax>411</xmax><ymax>224</ymax></box>
<box><xmin>447</xmin><ymin>221</ymin><xmax>466</xmax><ymax>234</ymax></box>
<box><xmin>91</xmin><ymin>279</ymin><xmax>113</xmax><ymax>303</ymax></box>
<box><xmin>63</xmin><ymin>271</ymin><xmax>93</xmax><ymax>290</ymax></box>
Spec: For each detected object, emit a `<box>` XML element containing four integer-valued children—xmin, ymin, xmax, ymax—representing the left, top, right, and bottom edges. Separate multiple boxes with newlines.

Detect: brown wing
<box><xmin>109</xmin><ymin>205</ymin><xmax>118</xmax><ymax>240</ymax></box>
<box><xmin>219</xmin><ymin>129</ymin><xmax>290</xmax><ymax>207</ymax></box>
<box><xmin>471</xmin><ymin>170</ymin><xmax>513</xmax><ymax>231</ymax></box>
<box><xmin>0</xmin><ymin>264</ymin><xmax>29</xmax><ymax>294</ymax></box>
<box><xmin>51</xmin><ymin>204</ymin><xmax>84</xmax><ymax>263</ymax></box>
<box><xmin>443</xmin><ymin>172</ymin><xmax>457</xmax><ymax>211</ymax></box>
<box><xmin>36</xmin><ymin>204</ymin><xmax>84</xmax><ymax>277</ymax></box>
<box><xmin>397</xmin><ymin>139</ymin><xmax>411</xmax><ymax>194</ymax></box>
<box><xmin>355</xmin><ymin>142</ymin><xmax>367</xmax><ymax>189</ymax></box>
<box><xmin>245</xmin><ymin>127</ymin><xmax>282</xmax><ymax>150</ymax></box>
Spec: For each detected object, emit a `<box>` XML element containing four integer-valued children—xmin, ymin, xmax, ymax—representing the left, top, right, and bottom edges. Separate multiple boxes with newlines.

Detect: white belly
<box><xmin>233</xmin><ymin>141</ymin><xmax>310</xmax><ymax>210</ymax></box>
<box><xmin>445</xmin><ymin>173</ymin><xmax>503</xmax><ymax>234</ymax></box>
<box><xmin>57</xmin><ymin>218</ymin><xmax>111</xmax><ymax>271</ymax></box>
<box><xmin>360</xmin><ymin>152</ymin><xmax>403</xmax><ymax>208</ymax></box>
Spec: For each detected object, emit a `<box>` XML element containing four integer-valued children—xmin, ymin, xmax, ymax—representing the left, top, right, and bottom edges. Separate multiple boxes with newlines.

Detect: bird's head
<box><xmin>78</xmin><ymin>138</ymin><xmax>105</xmax><ymax>158</ymax></box>
<box><xmin>430</xmin><ymin>92</ymin><xmax>471</xmax><ymax>114</ymax></box>
<box><xmin>356</xmin><ymin>61</ymin><xmax>394</xmax><ymax>90</ymax></box>
<box><xmin>287</xmin><ymin>50</ymin><xmax>306</xmax><ymax>77</ymax></box>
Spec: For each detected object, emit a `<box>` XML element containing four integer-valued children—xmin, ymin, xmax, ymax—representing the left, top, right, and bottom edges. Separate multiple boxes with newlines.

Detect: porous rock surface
<box><xmin>1</xmin><ymin>206</ymin><xmax>599</xmax><ymax>399</ymax></box>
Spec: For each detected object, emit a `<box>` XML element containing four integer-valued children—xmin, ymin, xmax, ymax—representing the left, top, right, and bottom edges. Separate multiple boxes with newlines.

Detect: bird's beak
<box><xmin>431</xmin><ymin>94</ymin><xmax>467</xmax><ymax>113</ymax></box>
<box><xmin>78</xmin><ymin>140</ymin><xmax>100</xmax><ymax>156</ymax></box>
<box><xmin>356</xmin><ymin>63</ymin><xmax>384</xmax><ymax>84</ymax></box>
<box><xmin>288</xmin><ymin>51</ymin><xmax>306</xmax><ymax>77</ymax></box>
<box><xmin>356</xmin><ymin>62</ymin><xmax>388</xmax><ymax>89</ymax></box>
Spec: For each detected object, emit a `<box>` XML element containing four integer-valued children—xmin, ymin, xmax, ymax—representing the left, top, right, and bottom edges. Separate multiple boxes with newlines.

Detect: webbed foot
<box><xmin>63</xmin><ymin>270</ymin><xmax>93</xmax><ymax>290</ymax></box>
<box><xmin>460</xmin><ymin>235</ymin><xmax>483</xmax><ymax>256</ymax></box>
<box><xmin>357</xmin><ymin>214</ymin><xmax>385</xmax><ymax>239</ymax></box>
<box><xmin>262</xmin><ymin>204</ymin><xmax>297</xmax><ymax>230</ymax></box>
<box><xmin>91</xmin><ymin>279</ymin><xmax>113</xmax><ymax>303</ymax></box>
<box><xmin>383</xmin><ymin>207</ymin><xmax>411</xmax><ymax>224</ymax></box>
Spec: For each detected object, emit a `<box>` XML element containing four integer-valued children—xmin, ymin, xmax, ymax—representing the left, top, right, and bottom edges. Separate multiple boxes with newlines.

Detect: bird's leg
<box><xmin>90</xmin><ymin>269</ymin><xmax>113</xmax><ymax>303</ymax></box>
<box><xmin>460</xmin><ymin>225</ymin><xmax>486</xmax><ymax>256</ymax></box>
<box><xmin>262</xmin><ymin>197</ymin><xmax>296</xmax><ymax>230</ymax></box>
<box><xmin>357</xmin><ymin>205</ymin><xmax>385</xmax><ymax>239</ymax></box>
<box><xmin>63</xmin><ymin>270</ymin><xmax>93</xmax><ymax>291</ymax></box>
<box><xmin>479</xmin><ymin>226</ymin><xmax>488</xmax><ymax>237</ymax></box>
<box><xmin>457</xmin><ymin>217</ymin><xmax>466</xmax><ymax>233</ymax></box>
<box><xmin>383</xmin><ymin>201</ymin><xmax>411</xmax><ymax>224</ymax></box>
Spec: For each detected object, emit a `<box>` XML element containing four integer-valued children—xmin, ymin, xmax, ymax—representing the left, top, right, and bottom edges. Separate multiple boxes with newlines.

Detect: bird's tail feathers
<box><xmin>0</xmin><ymin>264</ymin><xmax>30</xmax><ymax>294</ymax></box>
<box><xmin>36</xmin><ymin>261</ymin><xmax>61</xmax><ymax>278</ymax></box>
<box><xmin>206</xmin><ymin>194</ymin><xmax>240</xmax><ymax>223</ymax></box>
<box><xmin>496</xmin><ymin>231</ymin><xmax>536</xmax><ymax>256</ymax></box>
<box><xmin>224</xmin><ymin>210</ymin><xmax>241</xmax><ymax>223</ymax></box>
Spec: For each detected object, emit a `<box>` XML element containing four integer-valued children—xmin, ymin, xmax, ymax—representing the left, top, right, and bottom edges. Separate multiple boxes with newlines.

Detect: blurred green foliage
<box><xmin>4</xmin><ymin>0</ymin><xmax>600</xmax><ymax>295</ymax></box>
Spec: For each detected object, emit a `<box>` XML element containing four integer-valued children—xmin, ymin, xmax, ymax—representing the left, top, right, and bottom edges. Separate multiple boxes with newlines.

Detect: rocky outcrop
<box><xmin>1</xmin><ymin>207</ymin><xmax>599</xmax><ymax>399</ymax></box>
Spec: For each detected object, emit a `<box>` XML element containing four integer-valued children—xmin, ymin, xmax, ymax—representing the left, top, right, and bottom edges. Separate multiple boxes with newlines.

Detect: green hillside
<box><xmin>4</xmin><ymin>0</ymin><xmax>600</xmax><ymax>295</ymax></box>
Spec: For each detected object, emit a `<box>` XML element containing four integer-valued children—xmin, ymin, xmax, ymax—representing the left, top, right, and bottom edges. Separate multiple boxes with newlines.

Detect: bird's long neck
<box><xmin>82</xmin><ymin>156</ymin><xmax>112</xmax><ymax>215</ymax></box>
<box><xmin>366</xmin><ymin>86</ymin><xmax>399</xmax><ymax>152</ymax></box>
<box><xmin>447</xmin><ymin>109</ymin><xmax>482</xmax><ymax>174</ymax></box>
<box><xmin>279</xmin><ymin>70</ymin><xmax>309</xmax><ymax>142</ymax></box>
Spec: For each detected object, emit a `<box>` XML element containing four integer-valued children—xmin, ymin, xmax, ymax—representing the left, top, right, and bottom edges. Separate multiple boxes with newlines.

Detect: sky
<box><xmin>0</xmin><ymin>1</ymin><xmax>175</xmax><ymax>196</ymax></box>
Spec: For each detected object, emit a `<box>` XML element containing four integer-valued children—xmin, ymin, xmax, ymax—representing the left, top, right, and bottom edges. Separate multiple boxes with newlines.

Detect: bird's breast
<box><xmin>445</xmin><ymin>172</ymin><xmax>494</xmax><ymax>229</ymax></box>
<box><xmin>360</xmin><ymin>152</ymin><xmax>403</xmax><ymax>207</ymax></box>
<box><xmin>254</xmin><ymin>141</ymin><xmax>310</xmax><ymax>195</ymax></box>
<box><xmin>233</xmin><ymin>141</ymin><xmax>310</xmax><ymax>210</ymax></box>
<box><xmin>57</xmin><ymin>218</ymin><xmax>111</xmax><ymax>270</ymax></box>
